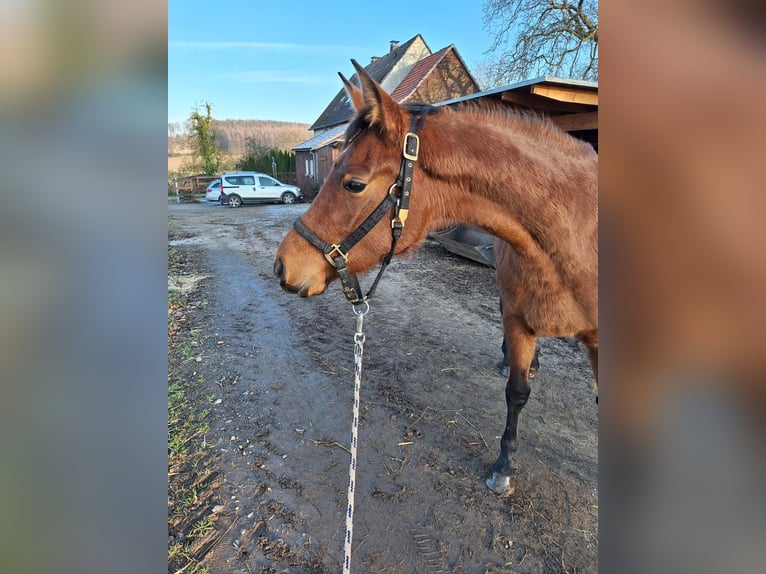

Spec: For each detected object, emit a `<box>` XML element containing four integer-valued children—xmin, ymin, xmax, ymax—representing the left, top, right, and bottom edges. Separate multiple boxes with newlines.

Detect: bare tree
<box><xmin>481</xmin><ymin>0</ymin><xmax>598</xmax><ymax>86</ymax></box>
<box><xmin>243</xmin><ymin>135</ymin><xmax>270</xmax><ymax>162</ymax></box>
<box><xmin>167</xmin><ymin>122</ymin><xmax>186</xmax><ymax>138</ymax></box>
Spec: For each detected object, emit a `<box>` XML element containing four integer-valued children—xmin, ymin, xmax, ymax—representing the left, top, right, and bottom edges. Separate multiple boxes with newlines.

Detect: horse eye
<box><xmin>344</xmin><ymin>180</ymin><xmax>367</xmax><ymax>193</ymax></box>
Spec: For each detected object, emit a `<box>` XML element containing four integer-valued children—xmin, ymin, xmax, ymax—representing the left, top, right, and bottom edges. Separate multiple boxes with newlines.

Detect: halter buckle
<box><xmin>324</xmin><ymin>244</ymin><xmax>349</xmax><ymax>266</ymax></box>
<box><xmin>402</xmin><ymin>132</ymin><xmax>419</xmax><ymax>161</ymax></box>
<box><xmin>392</xmin><ymin>208</ymin><xmax>409</xmax><ymax>229</ymax></box>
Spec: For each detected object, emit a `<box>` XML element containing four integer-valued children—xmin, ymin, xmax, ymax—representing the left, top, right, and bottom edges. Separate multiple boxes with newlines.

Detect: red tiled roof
<box><xmin>390</xmin><ymin>47</ymin><xmax>451</xmax><ymax>101</ymax></box>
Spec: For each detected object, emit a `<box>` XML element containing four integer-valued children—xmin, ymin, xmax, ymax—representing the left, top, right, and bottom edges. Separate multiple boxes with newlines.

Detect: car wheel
<box><xmin>228</xmin><ymin>194</ymin><xmax>242</xmax><ymax>208</ymax></box>
<box><xmin>281</xmin><ymin>192</ymin><xmax>296</xmax><ymax>204</ymax></box>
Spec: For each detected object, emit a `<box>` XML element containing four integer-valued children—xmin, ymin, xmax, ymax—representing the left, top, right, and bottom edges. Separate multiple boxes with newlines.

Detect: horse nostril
<box><xmin>274</xmin><ymin>258</ymin><xmax>284</xmax><ymax>281</ymax></box>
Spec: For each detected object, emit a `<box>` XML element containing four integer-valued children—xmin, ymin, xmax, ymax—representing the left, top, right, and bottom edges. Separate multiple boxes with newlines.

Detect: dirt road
<box><xmin>168</xmin><ymin>201</ymin><xmax>597</xmax><ymax>573</ymax></box>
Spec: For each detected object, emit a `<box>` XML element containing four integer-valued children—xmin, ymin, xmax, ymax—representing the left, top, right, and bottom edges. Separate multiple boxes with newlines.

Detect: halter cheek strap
<box><xmin>292</xmin><ymin>191</ymin><xmax>397</xmax><ymax>301</ymax></box>
<box><xmin>395</xmin><ymin>118</ymin><xmax>423</xmax><ymax>228</ymax></box>
<box><xmin>293</xmin><ymin>107</ymin><xmax>431</xmax><ymax>304</ymax></box>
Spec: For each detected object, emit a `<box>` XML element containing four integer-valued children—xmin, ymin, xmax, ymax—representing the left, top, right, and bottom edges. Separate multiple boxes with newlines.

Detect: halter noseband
<box><xmin>293</xmin><ymin>108</ymin><xmax>431</xmax><ymax>304</ymax></box>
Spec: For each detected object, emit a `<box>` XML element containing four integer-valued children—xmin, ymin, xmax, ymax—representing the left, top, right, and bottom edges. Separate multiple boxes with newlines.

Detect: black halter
<box><xmin>293</xmin><ymin>108</ymin><xmax>431</xmax><ymax>304</ymax></box>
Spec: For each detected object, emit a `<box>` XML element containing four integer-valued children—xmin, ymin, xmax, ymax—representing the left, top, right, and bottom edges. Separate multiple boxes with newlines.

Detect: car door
<box><xmin>257</xmin><ymin>176</ymin><xmax>282</xmax><ymax>200</ymax></box>
<box><xmin>237</xmin><ymin>174</ymin><xmax>257</xmax><ymax>200</ymax></box>
<box><xmin>222</xmin><ymin>175</ymin><xmax>255</xmax><ymax>200</ymax></box>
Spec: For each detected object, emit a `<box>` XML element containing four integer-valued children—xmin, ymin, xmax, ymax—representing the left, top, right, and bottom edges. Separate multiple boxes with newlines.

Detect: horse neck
<box><xmin>419</xmin><ymin>113</ymin><xmax>596</xmax><ymax>249</ymax></box>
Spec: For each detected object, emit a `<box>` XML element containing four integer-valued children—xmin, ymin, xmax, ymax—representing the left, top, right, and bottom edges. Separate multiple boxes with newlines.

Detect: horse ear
<box><xmin>338</xmin><ymin>72</ymin><xmax>365</xmax><ymax>111</ymax></box>
<box><xmin>350</xmin><ymin>59</ymin><xmax>405</xmax><ymax>133</ymax></box>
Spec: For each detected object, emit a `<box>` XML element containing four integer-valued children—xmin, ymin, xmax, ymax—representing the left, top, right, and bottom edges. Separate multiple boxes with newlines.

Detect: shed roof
<box><xmin>292</xmin><ymin>124</ymin><xmax>347</xmax><ymax>152</ymax></box>
<box><xmin>438</xmin><ymin>75</ymin><xmax>598</xmax><ymax>144</ymax></box>
<box><xmin>439</xmin><ymin>76</ymin><xmax>597</xmax><ymax>111</ymax></box>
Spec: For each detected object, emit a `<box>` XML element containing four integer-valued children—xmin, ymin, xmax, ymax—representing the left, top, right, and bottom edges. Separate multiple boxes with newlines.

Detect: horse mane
<box><xmin>343</xmin><ymin>99</ymin><xmax>591</xmax><ymax>157</ymax></box>
<box><xmin>446</xmin><ymin>100</ymin><xmax>593</xmax><ymax>155</ymax></box>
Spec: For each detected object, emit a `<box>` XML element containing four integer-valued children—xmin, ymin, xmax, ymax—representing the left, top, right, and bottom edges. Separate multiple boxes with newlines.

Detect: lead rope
<box><xmin>343</xmin><ymin>300</ymin><xmax>369</xmax><ymax>574</ymax></box>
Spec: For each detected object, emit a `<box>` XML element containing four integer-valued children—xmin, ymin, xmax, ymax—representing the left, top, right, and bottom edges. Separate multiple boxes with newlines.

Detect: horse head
<box><xmin>274</xmin><ymin>60</ymin><xmax>436</xmax><ymax>298</ymax></box>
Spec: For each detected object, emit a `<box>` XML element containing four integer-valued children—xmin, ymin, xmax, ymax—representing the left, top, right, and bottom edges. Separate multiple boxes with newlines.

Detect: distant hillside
<box><xmin>168</xmin><ymin>119</ymin><xmax>312</xmax><ymax>173</ymax></box>
<box><xmin>212</xmin><ymin>119</ymin><xmax>312</xmax><ymax>154</ymax></box>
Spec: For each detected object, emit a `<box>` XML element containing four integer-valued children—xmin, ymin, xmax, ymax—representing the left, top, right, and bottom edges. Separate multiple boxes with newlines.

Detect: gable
<box><xmin>379</xmin><ymin>36</ymin><xmax>431</xmax><ymax>93</ymax></box>
<box><xmin>305</xmin><ymin>35</ymin><xmax>481</xmax><ymax>148</ymax></box>
<box><xmin>391</xmin><ymin>46</ymin><xmax>480</xmax><ymax>104</ymax></box>
<box><xmin>310</xmin><ymin>35</ymin><xmax>431</xmax><ymax>131</ymax></box>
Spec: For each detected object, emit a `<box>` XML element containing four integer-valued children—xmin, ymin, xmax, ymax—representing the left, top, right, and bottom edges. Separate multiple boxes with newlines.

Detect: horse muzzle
<box><xmin>273</xmin><ymin>257</ymin><xmax>312</xmax><ymax>297</ymax></box>
<box><xmin>273</xmin><ymin>232</ymin><xmax>334</xmax><ymax>298</ymax></box>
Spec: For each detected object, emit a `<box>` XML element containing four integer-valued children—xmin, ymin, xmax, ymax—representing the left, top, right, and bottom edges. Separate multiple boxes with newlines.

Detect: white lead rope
<box><xmin>343</xmin><ymin>301</ymin><xmax>368</xmax><ymax>574</ymax></box>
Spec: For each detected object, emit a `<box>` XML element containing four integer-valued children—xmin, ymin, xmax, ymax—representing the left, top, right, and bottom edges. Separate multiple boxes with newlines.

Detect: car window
<box><xmin>259</xmin><ymin>176</ymin><xmax>278</xmax><ymax>186</ymax></box>
<box><xmin>223</xmin><ymin>176</ymin><xmax>254</xmax><ymax>186</ymax></box>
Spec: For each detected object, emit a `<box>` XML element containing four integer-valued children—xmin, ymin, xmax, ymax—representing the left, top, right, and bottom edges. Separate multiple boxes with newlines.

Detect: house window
<box><xmin>305</xmin><ymin>158</ymin><xmax>315</xmax><ymax>178</ymax></box>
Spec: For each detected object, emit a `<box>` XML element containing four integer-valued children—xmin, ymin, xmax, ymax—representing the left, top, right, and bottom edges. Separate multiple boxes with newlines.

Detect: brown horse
<box><xmin>274</xmin><ymin>60</ymin><xmax>598</xmax><ymax>495</ymax></box>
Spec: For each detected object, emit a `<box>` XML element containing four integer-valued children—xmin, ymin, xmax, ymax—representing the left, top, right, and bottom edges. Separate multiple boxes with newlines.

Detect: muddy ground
<box><xmin>168</xmin><ymin>200</ymin><xmax>598</xmax><ymax>573</ymax></box>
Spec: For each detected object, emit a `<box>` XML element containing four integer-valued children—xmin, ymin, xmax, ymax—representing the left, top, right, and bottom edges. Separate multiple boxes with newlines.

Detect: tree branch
<box><xmin>481</xmin><ymin>0</ymin><xmax>598</xmax><ymax>82</ymax></box>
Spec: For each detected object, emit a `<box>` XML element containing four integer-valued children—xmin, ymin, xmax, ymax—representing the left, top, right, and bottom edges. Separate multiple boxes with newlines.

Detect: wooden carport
<box><xmin>439</xmin><ymin>76</ymin><xmax>598</xmax><ymax>149</ymax></box>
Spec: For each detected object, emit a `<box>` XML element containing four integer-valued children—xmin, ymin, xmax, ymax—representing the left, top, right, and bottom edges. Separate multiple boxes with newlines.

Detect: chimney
<box><xmin>370</xmin><ymin>56</ymin><xmax>379</xmax><ymax>63</ymax></box>
<box><xmin>390</xmin><ymin>40</ymin><xmax>399</xmax><ymax>52</ymax></box>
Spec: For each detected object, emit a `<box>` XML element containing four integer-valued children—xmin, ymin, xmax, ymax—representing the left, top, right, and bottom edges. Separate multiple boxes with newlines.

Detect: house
<box><xmin>294</xmin><ymin>34</ymin><xmax>481</xmax><ymax>194</ymax></box>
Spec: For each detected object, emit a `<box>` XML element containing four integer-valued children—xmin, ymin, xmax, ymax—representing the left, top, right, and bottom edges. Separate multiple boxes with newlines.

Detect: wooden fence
<box><xmin>171</xmin><ymin>174</ymin><xmax>217</xmax><ymax>198</ymax></box>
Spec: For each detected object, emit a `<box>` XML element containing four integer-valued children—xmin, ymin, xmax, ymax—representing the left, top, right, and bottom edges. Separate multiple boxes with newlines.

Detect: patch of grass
<box><xmin>168</xmin><ymin>245</ymin><xmax>184</xmax><ymax>265</ymax></box>
<box><xmin>168</xmin><ymin>219</ymin><xmax>181</xmax><ymax>236</ymax></box>
<box><xmin>189</xmin><ymin>517</ymin><xmax>214</xmax><ymax>540</ymax></box>
<box><xmin>168</xmin><ymin>380</ymin><xmax>209</xmax><ymax>466</ymax></box>
<box><xmin>167</xmin><ymin>543</ymin><xmax>209</xmax><ymax>574</ymax></box>
<box><xmin>168</xmin><ymin>245</ymin><xmax>217</xmax><ymax>574</ymax></box>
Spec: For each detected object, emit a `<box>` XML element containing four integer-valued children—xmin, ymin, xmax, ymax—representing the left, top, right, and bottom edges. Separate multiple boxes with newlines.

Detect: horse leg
<box><xmin>499</xmin><ymin>336</ymin><xmax>510</xmax><ymax>377</ymax></box>
<box><xmin>587</xmin><ymin>345</ymin><xmax>598</xmax><ymax>381</ymax></box>
<box><xmin>530</xmin><ymin>346</ymin><xmax>540</xmax><ymax>377</ymax></box>
<box><xmin>578</xmin><ymin>330</ymin><xmax>599</xmax><ymax>401</ymax></box>
<box><xmin>498</xmin><ymin>302</ymin><xmax>538</xmax><ymax>378</ymax></box>
<box><xmin>486</xmin><ymin>317</ymin><xmax>537</xmax><ymax>494</ymax></box>
<box><xmin>500</xmin><ymin>337</ymin><xmax>540</xmax><ymax>379</ymax></box>
<box><xmin>498</xmin><ymin>299</ymin><xmax>510</xmax><ymax>377</ymax></box>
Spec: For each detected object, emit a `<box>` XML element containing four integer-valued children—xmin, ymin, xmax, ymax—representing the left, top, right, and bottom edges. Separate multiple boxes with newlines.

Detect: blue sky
<box><xmin>168</xmin><ymin>0</ymin><xmax>492</xmax><ymax>126</ymax></box>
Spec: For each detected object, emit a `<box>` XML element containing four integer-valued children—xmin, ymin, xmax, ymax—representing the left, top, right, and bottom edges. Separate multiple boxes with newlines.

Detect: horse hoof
<box><xmin>485</xmin><ymin>472</ymin><xmax>515</xmax><ymax>495</ymax></box>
